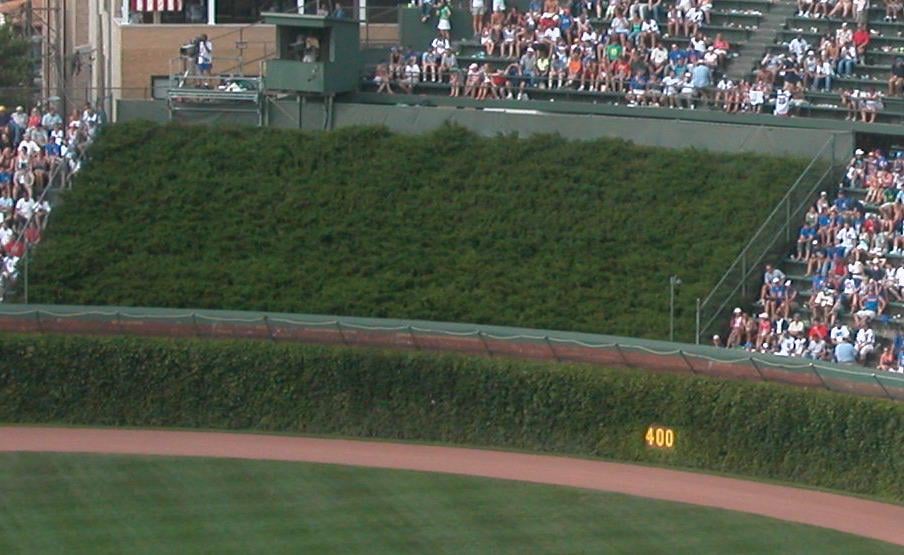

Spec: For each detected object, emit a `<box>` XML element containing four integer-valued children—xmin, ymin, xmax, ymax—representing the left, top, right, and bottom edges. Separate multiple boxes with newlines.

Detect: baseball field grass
<box><xmin>0</xmin><ymin>453</ymin><xmax>897</xmax><ymax>554</ymax></box>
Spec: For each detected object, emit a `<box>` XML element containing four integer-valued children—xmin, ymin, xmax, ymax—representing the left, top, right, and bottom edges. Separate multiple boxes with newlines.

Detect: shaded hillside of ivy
<box><xmin>25</xmin><ymin>122</ymin><xmax>807</xmax><ymax>339</ymax></box>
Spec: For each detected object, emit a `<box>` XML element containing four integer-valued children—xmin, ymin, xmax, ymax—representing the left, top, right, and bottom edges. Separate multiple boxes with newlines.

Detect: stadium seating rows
<box><xmin>724</xmin><ymin>146</ymin><xmax>904</xmax><ymax>371</ymax></box>
<box><xmin>0</xmin><ymin>104</ymin><xmax>95</xmax><ymax>298</ymax></box>
<box><xmin>375</xmin><ymin>0</ymin><xmax>904</xmax><ymax>123</ymax></box>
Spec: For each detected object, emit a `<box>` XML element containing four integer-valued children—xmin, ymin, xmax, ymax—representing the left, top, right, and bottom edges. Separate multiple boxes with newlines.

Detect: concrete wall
<box><xmin>117</xmin><ymin>98</ymin><xmax>853</xmax><ymax>161</ymax></box>
<box><xmin>326</xmin><ymin>103</ymin><xmax>852</xmax><ymax>161</ymax></box>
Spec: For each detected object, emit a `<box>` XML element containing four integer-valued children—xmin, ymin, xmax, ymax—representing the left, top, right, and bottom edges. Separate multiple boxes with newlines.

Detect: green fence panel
<box><xmin>1</xmin><ymin>303</ymin><xmax>903</xmax><ymax>401</ymax></box>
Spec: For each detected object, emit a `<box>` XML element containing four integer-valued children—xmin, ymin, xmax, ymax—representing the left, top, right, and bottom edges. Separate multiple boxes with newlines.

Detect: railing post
<box><xmin>678</xmin><ymin>350</ymin><xmax>696</xmax><ymax>374</ymax></box>
<box><xmin>191</xmin><ymin>313</ymin><xmax>201</xmax><ymax>337</ymax></box>
<box><xmin>23</xmin><ymin>248</ymin><xmax>28</xmax><ymax>304</ymax></box>
<box><xmin>477</xmin><ymin>331</ymin><xmax>493</xmax><ymax>357</ymax></box>
<box><xmin>545</xmin><ymin>336</ymin><xmax>560</xmax><ymax>362</ymax></box>
<box><xmin>409</xmin><ymin>325</ymin><xmax>420</xmax><ymax>350</ymax></box>
<box><xmin>785</xmin><ymin>196</ymin><xmax>792</xmax><ymax>242</ymax></box>
<box><xmin>116</xmin><ymin>311</ymin><xmax>126</xmax><ymax>336</ymax></box>
<box><xmin>614</xmin><ymin>343</ymin><xmax>632</xmax><ymax>367</ymax></box>
<box><xmin>263</xmin><ymin>315</ymin><xmax>276</xmax><ymax>341</ymax></box>
<box><xmin>741</xmin><ymin>252</ymin><xmax>747</xmax><ymax>298</ymax></box>
<box><xmin>810</xmin><ymin>363</ymin><xmax>830</xmax><ymax>390</ymax></box>
<box><xmin>695</xmin><ymin>297</ymin><xmax>701</xmax><ymax>345</ymax></box>
<box><xmin>34</xmin><ymin>309</ymin><xmax>44</xmax><ymax>333</ymax></box>
<box><xmin>748</xmin><ymin>357</ymin><xmax>766</xmax><ymax>381</ymax></box>
<box><xmin>335</xmin><ymin>321</ymin><xmax>349</xmax><ymax>345</ymax></box>
<box><xmin>872</xmin><ymin>373</ymin><xmax>894</xmax><ymax>401</ymax></box>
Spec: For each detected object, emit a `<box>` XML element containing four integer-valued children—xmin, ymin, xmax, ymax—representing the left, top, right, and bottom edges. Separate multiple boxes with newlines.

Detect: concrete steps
<box><xmin>726</xmin><ymin>1</ymin><xmax>798</xmax><ymax>81</ymax></box>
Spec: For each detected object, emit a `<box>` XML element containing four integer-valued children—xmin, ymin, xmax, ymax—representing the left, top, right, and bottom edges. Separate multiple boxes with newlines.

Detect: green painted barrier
<box><xmin>0</xmin><ymin>303</ymin><xmax>901</xmax><ymax>401</ymax></box>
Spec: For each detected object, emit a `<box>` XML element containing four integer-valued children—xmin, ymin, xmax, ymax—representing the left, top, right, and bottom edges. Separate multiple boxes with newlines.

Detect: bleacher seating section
<box><xmin>370</xmin><ymin>0</ymin><xmax>904</xmax><ymax>124</ymax></box>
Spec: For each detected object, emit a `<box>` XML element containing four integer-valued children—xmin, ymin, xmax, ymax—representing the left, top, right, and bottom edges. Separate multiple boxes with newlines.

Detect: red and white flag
<box><xmin>131</xmin><ymin>0</ymin><xmax>184</xmax><ymax>11</ymax></box>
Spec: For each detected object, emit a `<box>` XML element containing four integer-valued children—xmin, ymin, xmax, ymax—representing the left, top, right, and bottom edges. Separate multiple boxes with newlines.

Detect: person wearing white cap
<box><xmin>711</xmin><ymin>334</ymin><xmax>721</xmax><ymax>348</ymax></box>
<box><xmin>755</xmin><ymin>312</ymin><xmax>773</xmax><ymax>350</ymax></box>
<box><xmin>760</xmin><ymin>264</ymin><xmax>785</xmax><ymax>303</ymax></box>
<box><xmin>9</xmin><ymin>106</ymin><xmax>26</xmax><ymax>145</ymax></box>
<box><xmin>726</xmin><ymin>307</ymin><xmax>745</xmax><ymax>348</ymax></box>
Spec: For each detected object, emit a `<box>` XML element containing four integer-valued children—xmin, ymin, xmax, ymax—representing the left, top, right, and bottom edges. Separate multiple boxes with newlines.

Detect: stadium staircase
<box><xmin>726</xmin><ymin>0</ymin><xmax>797</xmax><ymax>81</ymax></box>
<box><xmin>778</xmin><ymin>179</ymin><xmax>904</xmax><ymax>344</ymax></box>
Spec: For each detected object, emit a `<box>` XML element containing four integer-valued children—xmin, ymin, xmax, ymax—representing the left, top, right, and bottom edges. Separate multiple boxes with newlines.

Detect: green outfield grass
<box><xmin>0</xmin><ymin>453</ymin><xmax>897</xmax><ymax>554</ymax></box>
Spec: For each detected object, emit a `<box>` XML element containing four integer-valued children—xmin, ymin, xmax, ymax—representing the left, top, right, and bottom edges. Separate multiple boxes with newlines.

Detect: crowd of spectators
<box><xmin>718</xmin><ymin>148</ymin><xmax>904</xmax><ymax>372</ymax></box>
<box><xmin>0</xmin><ymin>102</ymin><xmax>96</xmax><ymax>295</ymax></box>
<box><xmin>760</xmin><ymin>20</ymin><xmax>902</xmax><ymax>122</ymax></box>
<box><xmin>378</xmin><ymin>0</ymin><xmax>904</xmax><ymax>120</ymax></box>
<box><xmin>381</xmin><ymin>0</ymin><xmax>752</xmax><ymax>108</ymax></box>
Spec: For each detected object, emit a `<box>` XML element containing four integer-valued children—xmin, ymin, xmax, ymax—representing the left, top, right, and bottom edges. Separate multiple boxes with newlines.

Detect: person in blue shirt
<box><xmin>668</xmin><ymin>44</ymin><xmax>686</xmax><ymax>65</ymax></box>
<box><xmin>690</xmin><ymin>63</ymin><xmax>711</xmax><ymax>104</ymax></box>
<box><xmin>796</xmin><ymin>223</ymin><xmax>817</xmax><ymax>260</ymax></box>
<box><xmin>834</xmin><ymin>338</ymin><xmax>857</xmax><ymax>363</ymax></box>
<box><xmin>627</xmin><ymin>71</ymin><xmax>648</xmax><ymax>105</ymax></box>
<box><xmin>559</xmin><ymin>9</ymin><xmax>574</xmax><ymax>43</ymax></box>
<box><xmin>834</xmin><ymin>191</ymin><xmax>852</xmax><ymax>212</ymax></box>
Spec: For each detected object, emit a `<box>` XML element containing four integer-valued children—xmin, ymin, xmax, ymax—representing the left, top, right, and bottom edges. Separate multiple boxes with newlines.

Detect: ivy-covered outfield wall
<box><xmin>1</xmin><ymin>334</ymin><xmax>902</xmax><ymax>501</ymax></box>
<box><xmin>25</xmin><ymin>122</ymin><xmax>809</xmax><ymax>341</ymax></box>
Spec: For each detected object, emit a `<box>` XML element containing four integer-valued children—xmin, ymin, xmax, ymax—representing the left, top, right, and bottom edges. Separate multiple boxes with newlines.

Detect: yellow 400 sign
<box><xmin>645</xmin><ymin>425</ymin><xmax>676</xmax><ymax>449</ymax></box>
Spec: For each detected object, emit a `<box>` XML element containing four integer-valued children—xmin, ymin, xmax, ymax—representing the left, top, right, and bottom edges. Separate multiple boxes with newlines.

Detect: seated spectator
<box><xmin>834</xmin><ymin>337</ymin><xmax>857</xmax><ymax>363</ymax></box>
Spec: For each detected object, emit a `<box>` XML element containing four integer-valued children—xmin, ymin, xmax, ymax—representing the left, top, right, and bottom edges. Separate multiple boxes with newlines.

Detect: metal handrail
<box><xmin>696</xmin><ymin>136</ymin><xmax>837</xmax><ymax>342</ymax></box>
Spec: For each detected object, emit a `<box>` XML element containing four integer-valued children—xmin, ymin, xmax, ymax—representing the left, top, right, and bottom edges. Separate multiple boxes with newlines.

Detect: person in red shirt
<box><xmin>853</xmin><ymin>25</ymin><xmax>871</xmax><ymax>57</ymax></box>
<box><xmin>808</xmin><ymin>318</ymin><xmax>829</xmax><ymax>341</ymax></box>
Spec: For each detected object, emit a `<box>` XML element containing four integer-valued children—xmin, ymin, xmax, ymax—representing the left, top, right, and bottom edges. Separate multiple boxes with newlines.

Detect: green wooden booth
<box><xmin>262</xmin><ymin>13</ymin><xmax>360</xmax><ymax>95</ymax></box>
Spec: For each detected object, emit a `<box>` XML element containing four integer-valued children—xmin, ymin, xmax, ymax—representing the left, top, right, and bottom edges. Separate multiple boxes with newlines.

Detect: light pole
<box><xmin>669</xmin><ymin>275</ymin><xmax>682</xmax><ymax>342</ymax></box>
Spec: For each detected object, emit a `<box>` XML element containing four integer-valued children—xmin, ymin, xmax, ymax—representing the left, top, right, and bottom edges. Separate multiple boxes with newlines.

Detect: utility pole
<box><xmin>669</xmin><ymin>275</ymin><xmax>682</xmax><ymax>342</ymax></box>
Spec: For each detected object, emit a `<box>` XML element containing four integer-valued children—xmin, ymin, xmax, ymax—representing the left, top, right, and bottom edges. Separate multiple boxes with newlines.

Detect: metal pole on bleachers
<box><xmin>695</xmin><ymin>298</ymin><xmax>700</xmax><ymax>345</ymax></box>
<box><xmin>669</xmin><ymin>275</ymin><xmax>681</xmax><ymax>342</ymax></box>
<box><xmin>23</xmin><ymin>250</ymin><xmax>28</xmax><ymax>304</ymax></box>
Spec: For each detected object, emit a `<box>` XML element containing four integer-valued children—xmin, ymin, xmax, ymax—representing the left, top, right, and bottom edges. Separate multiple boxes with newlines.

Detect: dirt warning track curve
<box><xmin>2</xmin><ymin>426</ymin><xmax>903</xmax><ymax>546</ymax></box>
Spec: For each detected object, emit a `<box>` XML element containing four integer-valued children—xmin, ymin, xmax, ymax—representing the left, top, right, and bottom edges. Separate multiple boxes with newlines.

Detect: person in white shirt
<box><xmin>748</xmin><ymin>82</ymin><xmax>765</xmax><ymax>113</ymax></box>
<box><xmin>15</xmin><ymin>194</ymin><xmax>35</xmax><ymax>225</ymax></box>
<box><xmin>793</xmin><ymin>336</ymin><xmax>808</xmax><ymax>357</ymax></box>
<box><xmin>777</xmin><ymin>332</ymin><xmax>795</xmax><ymax>356</ymax></box>
<box><xmin>788</xmin><ymin>35</ymin><xmax>809</xmax><ymax>58</ymax></box>
<box><xmin>835</xmin><ymin>23</ymin><xmax>853</xmax><ymax>46</ymax></box>
<box><xmin>661</xmin><ymin>71</ymin><xmax>681</xmax><ymax>107</ymax></box>
<box><xmin>2</xmin><ymin>255</ymin><xmax>19</xmax><ymax>281</ymax></box>
<box><xmin>836</xmin><ymin>222</ymin><xmax>858</xmax><ymax>255</ymax></box>
<box><xmin>773</xmin><ymin>88</ymin><xmax>791</xmax><ymax>117</ymax></box>
<box><xmin>34</xmin><ymin>199</ymin><xmax>51</xmax><ymax>229</ymax></box>
<box><xmin>830</xmin><ymin>323</ymin><xmax>851</xmax><ymax>346</ymax></box>
<box><xmin>814</xmin><ymin>58</ymin><xmax>833</xmax><ymax>92</ymax></box>
<box><xmin>807</xmin><ymin>337</ymin><xmax>826</xmax><ymax>360</ymax></box>
<box><xmin>196</xmin><ymin>34</ymin><xmax>213</xmax><ymax>85</ymax></box>
<box><xmin>855</xmin><ymin>324</ymin><xmax>875</xmax><ymax>362</ymax></box>
<box><xmin>400</xmin><ymin>58</ymin><xmax>421</xmax><ymax>94</ymax></box>
<box><xmin>0</xmin><ymin>222</ymin><xmax>12</xmax><ymax>247</ymax></box>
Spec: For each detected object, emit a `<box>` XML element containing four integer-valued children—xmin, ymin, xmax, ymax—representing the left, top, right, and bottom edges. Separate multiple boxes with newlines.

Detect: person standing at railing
<box><xmin>196</xmin><ymin>34</ymin><xmax>213</xmax><ymax>88</ymax></box>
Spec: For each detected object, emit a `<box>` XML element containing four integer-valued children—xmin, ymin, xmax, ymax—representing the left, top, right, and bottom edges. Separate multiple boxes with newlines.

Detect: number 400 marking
<box><xmin>645</xmin><ymin>425</ymin><xmax>675</xmax><ymax>449</ymax></box>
